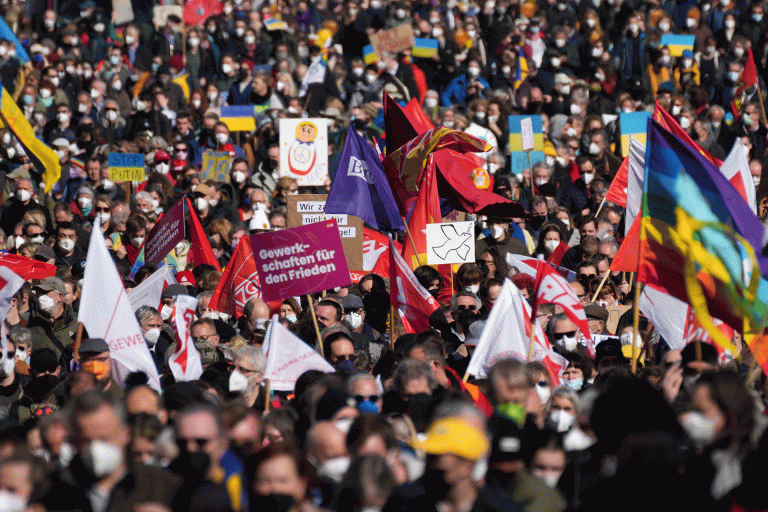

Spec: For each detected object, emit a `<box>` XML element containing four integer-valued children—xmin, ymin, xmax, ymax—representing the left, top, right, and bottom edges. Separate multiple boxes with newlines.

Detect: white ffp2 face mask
<box><xmin>143</xmin><ymin>327</ymin><xmax>161</xmax><ymax>346</ymax></box>
<box><xmin>38</xmin><ymin>294</ymin><xmax>57</xmax><ymax>315</ymax></box>
<box><xmin>345</xmin><ymin>312</ymin><xmax>363</xmax><ymax>330</ymax></box>
<box><xmin>229</xmin><ymin>370</ymin><xmax>248</xmax><ymax>393</ymax></box>
<box><xmin>83</xmin><ymin>440</ymin><xmax>124</xmax><ymax>478</ymax></box>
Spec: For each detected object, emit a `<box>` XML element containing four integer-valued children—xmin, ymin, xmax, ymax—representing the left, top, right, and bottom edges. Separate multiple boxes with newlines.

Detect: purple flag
<box><xmin>326</xmin><ymin>128</ymin><xmax>405</xmax><ymax>232</ymax></box>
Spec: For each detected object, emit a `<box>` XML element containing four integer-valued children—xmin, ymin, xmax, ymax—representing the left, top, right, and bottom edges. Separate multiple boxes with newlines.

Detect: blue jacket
<box><xmin>441</xmin><ymin>73</ymin><xmax>489</xmax><ymax>106</ymax></box>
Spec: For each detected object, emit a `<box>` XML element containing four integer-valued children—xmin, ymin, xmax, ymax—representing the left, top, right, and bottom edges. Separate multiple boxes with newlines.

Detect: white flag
<box><xmin>263</xmin><ymin>316</ymin><xmax>334</xmax><ymax>392</ymax></box>
<box><xmin>78</xmin><ymin>219</ymin><xmax>161</xmax><ymax>391</ymax></box>
<box><xmin>0</xmin><ymin>267</ymin><xmax>25</xmax><ymax>373</ymax></box>
<box><xmin>168</xmin><ymin>294</ymin><xmax>203</xmax><ymax>382</ymax></box>
<box><xmin>466</xmin><ymin>279</ymin><xmax>565</xmax><ymax>383</ymax></box>
<box><xmin>625</xmin><ymin>138</ymin><xmax>646</xmax><ymax>236</ymax></box>
<box><xmin>128</xmin><ymin>266</ymin><xmax>177</xmax><ymax>311</ymax></box>
<box><xmin>720</xmin><ymin>138</ymin><xmax>756</xmax><ymax>213</ymax></box>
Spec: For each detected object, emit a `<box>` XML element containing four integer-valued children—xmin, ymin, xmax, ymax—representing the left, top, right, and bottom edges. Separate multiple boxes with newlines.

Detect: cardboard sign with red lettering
<box><xmin>250</xmin><ymin>220</ymin><xmax>351</xmax><ymax>301</ymax></box>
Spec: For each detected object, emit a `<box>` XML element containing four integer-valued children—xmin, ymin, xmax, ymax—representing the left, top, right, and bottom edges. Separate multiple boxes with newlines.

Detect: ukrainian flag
<box><xmin>619</xmin><ymin>111</ymin><xmax>650</xmax><ymax>157</ymax></box>
<box><xmin>220</xmin><ymin>106</ymin><xmax>256</xmax><ymax>132</ymax></box>
<box><xmin>0</xmin><ymin>16</ymin><xmax>31</xmax><ymax>100</ymax></box>
<box><xmin>660</xmin><ymin>34</ymin><xmax>695</xmax><ymax>57</ymax></box>
<box><xmin>508</xmin><ymin>115</ymin><xmax>544</xmax><ymax>174</ymax></box>
<box><xmin>412</xmin><ymin>38</ymin><xmax>438</xmax><ymax>58</ymax></box>
<box><xmin>264</xmin><ymin>18</ymin><xmax>288</xmax><ymax>31</ymax></box>
<box><xmin>363</xmin><ymin>45</ymin><xmax>378</xmax><ymax>65</ymax></box>
<box><xmin>639</xmin><ymin>119</ymin><xmax>768</xmax><ymax>359</ymax></box>
<box><xmin>0</xmin><ymin>85</ymin><xmax>60</xmax><ymax>192</ymax></box>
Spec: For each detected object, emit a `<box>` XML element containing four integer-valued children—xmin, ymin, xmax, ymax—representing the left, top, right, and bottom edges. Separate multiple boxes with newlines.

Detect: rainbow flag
<box><xmin>639</xmin><ymin>119</ymin><xmax>768</xmax><ymax>361</ymax></box>
<box><xmin>619</xmin><ymin>111</ymin><xmax>650</xmax><ymax>157</ymax></box>
<box><xmin>660</xmin><ymin>34</ymin><xmax>694</xmax><ymax>57</ymax></box>
<box><xmin>412</xmin><ymin>38</ymin><xmax>438</xmax><ymax>58</ymax></box>
<box><xmin>363</xmin><ymin>45</ymin><xmax>378</xmax><ymax>65</ymax></box>
<box><xmin>264</xmin><ymin>18</ymin><xmax>288</xmax><ymax>31</ymax></box>
<box><xmin>220</xmin><ymin>105</ymin><xmax>255</xmax><ymax>132</ymax></box>
<box><xmin>0</xmin><ymin>85</ymin><xmax>60</xmax><ymax>192</ymax></box>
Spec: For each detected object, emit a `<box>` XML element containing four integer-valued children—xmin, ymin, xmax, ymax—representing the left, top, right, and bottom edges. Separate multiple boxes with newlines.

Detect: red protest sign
<box><xmin>250</xmin><ymin>220</ymin><xmax>351</xmax><ymax>301</ymax></box>
<box><xmin>144</xmin><ymin>200</ymin><xmax>185</xmax><ymax>266</ymax></box>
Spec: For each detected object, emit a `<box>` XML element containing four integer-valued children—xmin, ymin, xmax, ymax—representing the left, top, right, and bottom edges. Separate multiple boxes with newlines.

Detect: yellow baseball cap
<box><xmin>411</xmin><ymin>418</ymin><xmax>489</xmax><ymax>461</ymax></box>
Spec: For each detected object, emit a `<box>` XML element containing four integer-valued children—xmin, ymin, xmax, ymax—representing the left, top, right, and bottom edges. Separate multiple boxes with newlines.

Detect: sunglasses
<box><xmin>334</xmin><ymin>354</ymin><xmax>356</xmax><ymax>364</ymax></box>
<box><xmin>176</xmin><ymin>437</ymin><xmax>213</xmax><ymax>450</ymax></box>
<box><xmin>457</xmin><ymin>305</ymin><xmax>478</xmax><ymax>311</ymax></box>
<box><xmin>354</xmin><ymin>394</ymin><xmax>380</xmax><ymax>404</ymax></box>
<box><xmin>553</xmin><ymin>330</ymin><xmax>577</xmax><ymax>340</ymax></box>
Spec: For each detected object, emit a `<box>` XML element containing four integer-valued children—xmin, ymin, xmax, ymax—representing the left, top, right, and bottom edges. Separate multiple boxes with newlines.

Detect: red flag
<box><xmin>384</xmin><ymin>94</ymin><xmax>427</xmax><ymax>154</ymax></box>
<box><xmin>0</xmin><ymin>252</ymin><xmax>56</xmax><ymax>280</ymax></box>
<box><xmin>532</xmin><ymin>261</ymin><xmax>595</xmax><ymax>358</ymax></box>
<box><xmin>185</xmin><ymin>198</ymin><xmax>222</xmax><ymax>272</ymax></box>
<box><xmin>610</xmin><ymin>214</ymin><xmax>640</xmax><ymax>272</ymax></box>
<box><xmin>184</xmin><ymin>0</ymin><xmax>223</xmax><ymax>25</ymax></box>
<box><xmin>209</xmin><ymin>236</ymin><xmax>261</xmax><ymax>318</ymax></box>
<box><xmin>605</xmin><ymin>155</ymin><xmax>629</xmax><ymax>207</ymax></box>
<box><xmin>731</xmin><ymin>48</ymin><xmax>758</xmax><ymax>118</ymax></box>
<box><xmin>546</xmin><ymin>241</ymin><xmax>568</xmax><ymax>267</ymax></box>
<box><xmin>390</xmin><ymin>237</ymin><xmax>439</xmax><ymax>333</ymax></box>
<box><xmin>568</xmin><ymin>160</ymin><xmax>580</xmax><ymax>184</ymax></box>
<box><xmin>653</xmin><ymin>101</ymin><xmax>722</xmax><ymax>166</ymax></box>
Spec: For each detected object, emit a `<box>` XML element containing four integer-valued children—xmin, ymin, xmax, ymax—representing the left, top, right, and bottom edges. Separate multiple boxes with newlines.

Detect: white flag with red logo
<box><xmin>506</xmin><ymin>253</ymin><xmax>577</xmax><ymax>282</ymax></box>
<box><xmin>720</xmin><ymin>138</ymin><xmax>756</xmax><ymax>213</ymax></box>
<box><xmin>128</xmin><ymin>265</ymin><xmax>177</xmax><ymax>311</ymax></box>
<box><xmin>263</xmin><ymin>315</ymin><xmax>334</xmax><ymax>391</ymax></box>
<box><xmin>0</xmin><ymin>267</ymin><xmax>25</xmax><ymax>368</ymax></box>
<box><xmin>168</xmin><ymin>294</ymin><xmax>203</xmax><ymax>381</ymax></box>
<box><xmin>389</xmin><ymin>237</ymin><xmax>439</xmax><ymax>333</ymax></box>
<box><xmin>79</xmin><ymin>219</ymin><xmax>161</xmax><ymax>391</ymax></box>
<box><xmin>467</xmin><ymin>279</ymin><xmax>566</xmax><ymax>383</ymax></box>
<box><xmin>532</xmin><ymin>261</ymin><xmax>595</xmax><ymax>358</ymax></box>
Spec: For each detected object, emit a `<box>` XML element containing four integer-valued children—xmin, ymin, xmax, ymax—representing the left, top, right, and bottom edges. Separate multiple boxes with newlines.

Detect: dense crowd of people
<box><xmin>0</xmin><ymin>0</ymin><xmax>767</xmax><ymax>510</ymax></box>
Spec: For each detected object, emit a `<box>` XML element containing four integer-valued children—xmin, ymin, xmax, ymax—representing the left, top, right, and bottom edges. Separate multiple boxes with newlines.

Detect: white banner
<box><xmin>0</xmin><ymin>267</ymin><xmax>25</xmax><ymax>369</ymax></box>
<box><xmin>128</xmin><ymin>266</ymin><xmax>177</xmax><ymax>311</ymax></box>
<box><xmin>720</xmin><ymin>138</ymin><xmax>756</xmax><ymax>213</ymax></box>
<box><xmin>625</xmin><ymin>138</ymin><xmax>645</xmax><ymax>236</ymax></box>
<box><xmin>168</xmin><ymin>294</ymin><xmax>202</xmax><ymax>382</ymax></box>
<box><xmin>263</xmin><ymin>315</ymin><xmax>334</xmax><ymax>391</ymax></box>
<box><xmin>279</xmin><ymin>118</ymin><xmax>329</xmax><ymax>187</ymax></box>
<box><xmin>78</xmin><ymin>220</ymin><xmax>161</xmax><ymax>391</ymax></box>
<box><xmin>426</xmin><ymin>221</ymin><xmax>475</xmax><ymax>265</ymax></box>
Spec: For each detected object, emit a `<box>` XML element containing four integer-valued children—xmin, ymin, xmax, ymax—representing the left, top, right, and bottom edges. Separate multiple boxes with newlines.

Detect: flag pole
<box><xmin>462</xmin><ymin>370</ymin><xmax>470</xmax><ymax>383</ymax></box>
<box><xmin>630</xmin><ymin>280</ymin><xmax>641</xmax><ymax>374</ymax></box>
<box><xmin>527</xmin><ymin>320</ymin><xmax>536</xmax><ymax>362</ymax></box>
<box><xmin>264</xmin><ymin>379</ymin><xmax>271</xmax><ymax>412</ymax></box>
<box><xmin>526</xmin><ymin>149</ymin><xmax>534</xmax><ymax>200</ymax></box>
<box><xmin>389</xmin><ymin>304</ymin><xmax>395</xmax><ymax>350</ymax></box>
<box><xmin>595</xmin><ymin>196</ymin><xmax>607</xmax><ymax>217</ymax></box>
<box><xmin>73</xmin><ymin>321</ymin><xmax>84</xmax><ymax>364</ymax></box>
<box><xmin>590</xmin><ymin>272</ymin><xmax>610</xmax><ymax>303</ymax></box>
<box><xmin>403</xmin><ymin>222</ymin><xmax>424</xmax><ymax>267</ymax></box>
<box><xmin>307</xmin><ymin>295</ymin><xmax>324</xmax><ymax>357</ymax></box>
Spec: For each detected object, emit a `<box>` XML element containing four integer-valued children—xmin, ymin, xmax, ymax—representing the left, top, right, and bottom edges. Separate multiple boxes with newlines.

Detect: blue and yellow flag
<box><xmin>220</xmin><ymin>106</ymin><xmax>256</xmax><ymax>132</ymax></box>
<box><xmin>412</xmin><ymin>38</ymin><xmax>438</xmax><ymax>58</ymax></box>
<box><xmin>619</xmin><ymin>111</ymin><xmax>650</xmax><ymax>157</ymax></box>
<box><xmin>0</xmin><ymin>85</ymin><xmax>60</xmax><ymax>192</ymax></box>
<box><xmin>660</xmin><ymin>34</ymin><xmax>695</xmax><ymax>57</ymax></box>
<box><xmin>363</xmin><ymin>45</ymin><xmax>378</xmax><ymax>65</ymax></box>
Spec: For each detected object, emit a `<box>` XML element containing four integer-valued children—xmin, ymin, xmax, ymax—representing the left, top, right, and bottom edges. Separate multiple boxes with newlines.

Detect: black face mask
<box><xmin>170</xmin><ymin>451</ymin><xmax>211</xmax><ymax>482</ymax></box>
<box><xmin>525</xmin><ymin>101</ymin><xmax>542</xmax><ymax>115</ymax></box>
<box><xmin>428</xmin><ymin>288</ymin><xmax>440</xmax><ymax>300</ymax></box>
<box><xmin>528</xmin><ymin>214</ymin><xmax>546</xmax><ymax>230</ymax></box>
<box><xmin>485</xmin><ymin>469</ymin><xmax>517</xmax><ymax>490</ymax></box>
<box><xmin>251</xmin><ymin>493</ymin><xmax>295</xmax><ymax>512</ymax></box>
<box><xmin>421</xmin><ymin>467</ymin><xmax>452</xmax><ymax>499</ymax></box>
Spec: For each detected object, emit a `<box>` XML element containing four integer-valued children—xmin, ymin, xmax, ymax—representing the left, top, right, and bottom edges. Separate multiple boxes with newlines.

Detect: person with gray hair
<box><xmin>231</xmin><ymin>346</ymin><xmax>267</xmax><ymax>411</ymax></box>
<box><xmin>390</xmin><ymin>359</ymin><xmax>439</xmax><ymax>402</ymax></box>
<box><xmin>545</xmin><ymin>385</ymin><xmax>581</xmax><ymax>433</ymax></box>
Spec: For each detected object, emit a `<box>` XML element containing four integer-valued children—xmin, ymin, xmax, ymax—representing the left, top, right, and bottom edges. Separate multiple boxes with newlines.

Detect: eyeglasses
<box><xmin>553</xmin><ymin>330</ymin><xmax>577</xmax><ymax>340</ymax></box>
<box><xmin>579</xmin><ymin>273</ymin><xmax>597</xmax><ymax>280</ymax></box>
<box><xmin>333</xmin><ymin>354</ymin><xmax>356</xmax><ymax>364</ymax></box>
<box><xmin>94</xmin><ymin>207</ymin><xmax>110</xmax><ymax>213</ymax></box>
<box><xmin>456</xmin><ymin>305</ymin><xmax>477</xmax><ymax>311</ymax></box>
<box><xmin>354</xmin><ymin>394</ymin><xmax>380</xmax><ymax>404</ymax></box>
<box><xmin>176</xmin><ymin>437</ymin><xmax>213</xmax><ymax>450</ymax></box>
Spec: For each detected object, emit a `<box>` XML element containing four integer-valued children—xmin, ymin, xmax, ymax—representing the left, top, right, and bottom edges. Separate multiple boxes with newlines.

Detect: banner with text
<box><xmin>250</xmin><ymin>220</ymin><xmax>351</xmax><ymax>301</ymax></box>
<box><xmin>286</xmin><ymin>194</ymin><xmax>363</xmax><ymax>270</ymax></box>
<box><xmin>108</xmin><ymin>153</ymin><xmax>145</xmax><ymax>182</ymax></box>
<box><xmin>144</xmin><ymin>200</ymin><xmax>185</xmax><ymax>266</ymax></box>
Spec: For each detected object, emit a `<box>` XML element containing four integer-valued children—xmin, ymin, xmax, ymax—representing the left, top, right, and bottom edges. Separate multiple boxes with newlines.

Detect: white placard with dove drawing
<box><xmin>426</xmin><ymin>221</ymin><xmax>475</xmax><ymax>265</ymax></box>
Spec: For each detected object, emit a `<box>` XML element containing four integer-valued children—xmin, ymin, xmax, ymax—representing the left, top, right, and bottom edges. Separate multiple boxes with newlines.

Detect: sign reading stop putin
<box><xmin>250</xmin><ymin>220</ymin><xmax>352</xmax><ymax>302</ymax></box>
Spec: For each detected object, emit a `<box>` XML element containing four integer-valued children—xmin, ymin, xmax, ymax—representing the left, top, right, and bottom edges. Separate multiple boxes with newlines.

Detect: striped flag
<box><xmin>412</xmin><ymin>38</ymin><xmax>438</xmax><ymax>58</ymax></box>
<box><xmin>220</xmin><ymin>105</ymin><xmax>256</xmax><ymax>132</ymax></box>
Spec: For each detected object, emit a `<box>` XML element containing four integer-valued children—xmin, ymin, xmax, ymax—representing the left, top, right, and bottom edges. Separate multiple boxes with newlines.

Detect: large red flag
<box><xmin>390</xmin><ymin>237</ymin><xmax>439</xmax><ymax>333</ymax></box>
<box><xmin>546</xmin><ymin>241</ymin><xmax>568</xmax><ymax>267</ymax></box>
<box><xmin>532</xmin><ymin>261</ymin><xmax>595</xmax><ymax>357</ymax></box>
<box><xmin>184</xmin><ymin>0</ymin><xmax>223</xmax><ymax>25</ymax></box>
<box><xmin>209</xmin><ymin>236</ymin><xmax>261</xmax><ymax>318</ymax></box>
<box><xmin>731</xmin><ymin>48</ymin><xmax>758</xmax><ymax>118</ymax></box>
<box><xmin>0</xmin><ymin>252</ymin><xmax>56</xmax><ymax>280</ymax></box>
<box><xmin>610</xmin><ymin>214</ymin><xmax>640</xmax><ymax>272</ymax></box>
<box><xmin>185</xmin><ymin>198</ymin><xmax>222</xmax><ymax>271</ymax></box>
<box><xmin>605</xmin><ymin>155</ymin><xmax>629</xmax><ymax>207</ymax></box>
<box><xmin>653</xmin><ymin>101</ymin><xmax>722</xmax><ymax>166</ymax></box>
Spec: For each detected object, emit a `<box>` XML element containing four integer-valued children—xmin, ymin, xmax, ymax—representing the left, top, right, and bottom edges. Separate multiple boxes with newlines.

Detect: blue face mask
<box><xmin>357</xmin><ymin>400</ymin><xmax>379</xmax><ymax>414</ymax></box>
<box><xmin>564</xmin><ymin>378</ymin><xmax>583</xmax><ymax>391</ymax></box>
<box><xmin>334</xmin><ymin>359</ymin><xmax>355</xmax><ymax>373</ymax></box>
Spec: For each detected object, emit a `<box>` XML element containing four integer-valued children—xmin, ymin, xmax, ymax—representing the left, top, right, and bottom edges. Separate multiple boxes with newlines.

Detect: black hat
<box><xmin>30</xmin><ymin>348</ymin><xmax>58</xmax><ymax>373</ymax></box>
<box><xmin>315</xmin><ymin>388</ymin><xmax>356</xmax><ymax>421</ymax></box>
<box><xmin>79</xmin><ymin>338</ymin><xmax>109</xmax><ymax>354</ymax></box>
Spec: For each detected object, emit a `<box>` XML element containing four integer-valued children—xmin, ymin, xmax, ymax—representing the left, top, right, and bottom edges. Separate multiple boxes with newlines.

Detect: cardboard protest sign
<box><xmin>508</xmin><ymin>115</ymin><xmax>545</xmax><ymax>175</ymax></box>
<box><xmin>279</xmin><ymin>119</ymin><xmax>329</xmax><ymax>186</ymax></box>
<box><xmin>426</xmin><ymin>221</ymin><xmax>475</xmax><ymax>265</ymax></box>
<box><xmin>153</xmin><ymin>5</ymin><xmax>182</xmax><ymax>27</ymax></box>
<box><xmin>201</xmin><ymin>150</ymin><xmax>232</xmax><ymax>183</ymax></box>
<box><xmin>112</xmin><ymin>0</ymin><xmax>134</xmax><ymax>24</ymax></box>
<box><xmin>250</xmin><ymin>220</ymin><xmax>351</xmax><ymax>301</ymax></box>
<box><xmin>144</xmin><ymin>200</ymin><xmax>185</xmax><ymax>266</ymax></box>
<box><xmin>369</xmin><ymin>24</ymin><xmax>415</xmax><ymax>57</ymax></box>
<box><xmin>607</xmin><ymin>305</ymin><xmax>631</xmax><ymax>335</ymax></box>
<box><xmin>286</xmin><ymin>194</ymin><xmax>363</xmax><ymax>270</ymax></box>
<box><xmin>108</xmin><ymin>153</ymin><xmax>145</xmax><ymax>182</ymax></box>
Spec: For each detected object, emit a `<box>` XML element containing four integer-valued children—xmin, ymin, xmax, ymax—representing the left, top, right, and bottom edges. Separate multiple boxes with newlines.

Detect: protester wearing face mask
<box><xmin>279</xmin><ymin>298</ymin><xmax>301</xmax><ymax>324</ymax></box>
<box><xmin>41</xmin><ymin>391</ymin><xmax>182</xmax><ymax>512</ymax></box>
<box><xmin>306</xmin><ymin>420</ymin><xmax>353</xmax><ymax>502</ymax></box>
<box><xmin>228</xmin><ymin>346</ymin><xmax>268</xmax><ymax>411</ymax></box>
<box><xmin>1</xmin><ymin>178</ymin><xmax>54</xmax><ymax>240</ymax></box>
<box><xmin>324</xmin><ymin>332</ymin><xmax>358</xmax><ymax>374</ymax></box>
<box><xmin>456</xmin><ymin>263</ymin><xmax>483</xmax><ymax>295</ymax></box>
<box><xmin>135</xmin><ymin>305</ymin><xmax>170</xmax><ymax>372</ymax></box>
<box><xmin>476</xmin><ymin>217</ymin><xmax>530</xmax><ymax>265</ymax></box>
<box><xmin>442</xmin><ymin>58</ymin><xmax>490</xmax><ymax>107</ymax></box>
<box><xmin>339</xmin><ymin>294</ymin><xmax>369</xmax><ymax>338</ymax></box>
<box><xmin>548</xmin><ymin>314</ymin><xmax>583</xmax><ymax>355</ymax></box>
<box><xmin>77</xmin><ymin>338</ymin><xmax>123</xmax><ymax>394</ymax></box>
<box><xmin>53</xmin><ymin>222</ymin><xmax>85</xmax><ymax>272</ymax></box>
<box><xmin>529</xmin><ymin>438</ymin><xmax>568</xmax><ymax>489</ymax></box>
<box><xmin>27</xmin><ymin>277</ymin><xmax>77</xmax><ymax>365</ymax></box>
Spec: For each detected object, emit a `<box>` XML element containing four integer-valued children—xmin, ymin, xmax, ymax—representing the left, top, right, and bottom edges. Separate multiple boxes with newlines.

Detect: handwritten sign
<box><xmin>144</xmin><ymin>200</ymin><xmax>185</xmax><ymax>266</ymax></box>
<box><xmin>369</xmin><ymin>24</ymin><xmax>415</xmax><ymax>57</ymax></box>
<box><xmin>201</xmin><ymin>151</ymin><xmax>232</xmax><ymax>183</ymax></box>
<box><xmin>250</xmin><ymin>220</ymin><xmax>351</xmax><ymax>302</ymax></box>
<box><xmin>108</xmin><ymin>153</ymin><xmax>145</xmax><ymax>182</ymax></box>
<box><xmin>279</xmin><ymin>119</ymin><xmax>329</xmax><ymax>186</ymax></box>
<box><xmin>286</xmin><ymin>194</ymin><xmax>363</xmax><ymax>270</ymax></box>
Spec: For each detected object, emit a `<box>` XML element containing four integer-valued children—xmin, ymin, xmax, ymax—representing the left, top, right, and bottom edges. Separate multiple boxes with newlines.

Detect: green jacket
<box><xmin>27</xmin><ymin>304</ymin><xmax>78</xmax><ymax>365</ymax></box>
